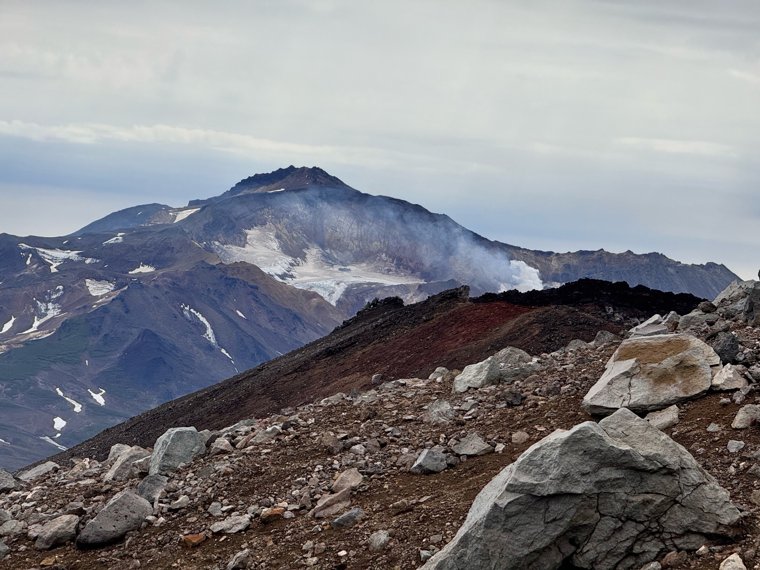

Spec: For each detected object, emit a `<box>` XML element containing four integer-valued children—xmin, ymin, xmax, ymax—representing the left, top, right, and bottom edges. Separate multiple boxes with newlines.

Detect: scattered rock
<box><xmin>17</xmin><ymin>461</ymin><xmax>59</xmax><ymax>483</ymax></box>
<box><xmin>410</xmin><ymin>449</ymin><xmax>448</xmax><ymax>474</ymax></box>
<box><xmin>645</xmin><ymin>405</ymin><xmax>679</xmax><ymax>431</ymax></box>
<box><xmin>582</xmin><ymin>334</ymin><xmax>720</xmax><ymax>415</ymax></box>
<box><xmin>451</xmin><ymin>433</ymin><xmax>493</xmax><ymax>457</ymax></box>
<box><xmin>629</xmin><ymin>314</ymin><xmax>668</xmax><ymax>337</ymax></box>
<box><xmin>209</xmin><ymin>437</ymin><xmax>234</xmax><ymax>456</ymax></box>
<box><xmin>711</xmin><ymin>332</ymin><xmax>740</xmax><ymax>364</ymax></box>
<box><xmin>181</xmin><ymin>532</ymin><xmax>208</xmax><ymax>548</ymax></box>
<box><xmin>169</xmin><ymin>495</ymin><xmax>191</xmax><ymax>510</ymax></box>
<box><xmin>511</xmin><ymin>431</ymin><xmax>529</xmax><ymax>445</ymax></box>
<box><xmin>732</xmin><ymin>405</ymin><xmax>760</xmax><ymax>429</ymax></box>
<box><xmin>136</xmin><ymin>474</ymin><xmax>168</xmax><ymax>503</ymax></box>
<box><xmin>720</xmin><ymin>553</ymin><xmax>747</xmax><ymax>570</ymax></box>
<box><xmin>34</xmin><ymin>515</ymin><xmax>79</xmax><ymax>550</ymax></box>
<box><xmin>0</xmin><ymin>470</ymin><xmax>17</xmax><ymax>493</ymax></box>
<box><xmin>0</xmin><ymin>541</ymin><xmax>7</xmax><ymax>560</ymax></box>
<box><xmin>713</xmin><ymin>364</ymin><xmax>748</xmax><ymax>391</ymax></box>
<box><xmin>227</xmin><ymin>549</ymin><xmax>252</xmax><ymax>570</ymax></box>
<box><xmin>210</xmin><ymin>515</ymin><xmax>251</xmax><ymax>534</ymax></box>
<box><xmin>368</xmin><ymin>530</ymin><xmax>391</xmax><ymax>552</ymax></box>
<box><xmin>103</xmin><ymin>445</ymin><xmax>151</xmax><ymax>482</ymax></box>
<box><xmin>310</xmin><ymin>488</ymin><xmax>352</xmax><ymax>519</ymax></box>
<box><xmin>727</xmin><ymin>440</ymin><xmax>745</xmax><ymax>453</ymax></box>
<box><xmin>332</xmin><ymin>468</ymin><xmax>363</xmax><ymax>494</ymax></box>
<box><xmin>423</xmin><ymin>400</ymin><xmax>456</xmax><ymax>425</ymax></box>
<box><xmin>331</xmin><ymin>507</ymin><xmax>364</xmax><ymax>529</ymax></box>
<box><xmin>77</xmin><ymin>490</ymin><xmax>152</xmax><ymax>547</ymax></box>
<box><xmin>452</xmin><ymin>357</ymin><xmax>501</xmax><ymax>393</ymax></box>
<box><xmin>107</xmin><ymin>443</ymin><xmax>132</xmax><ymax>462</ymax></box>
<box><xmin>593</xmin><ymin>330</ymin><xmax>620</xmax><ymax>346</ymax></box>
<box><xmin>260</xmin><ymin>507</ymin><xmax>286</xmax><ymax>524</ymax></box>
<box><xmin>422</xmin><ymin>408</ymin><xmax>740</xmax><ymax>570</ymax></box>
<box><xmin>149</xmin><ymin>427</ymin><xmax>207</xmax><ymax>475</ymax></box>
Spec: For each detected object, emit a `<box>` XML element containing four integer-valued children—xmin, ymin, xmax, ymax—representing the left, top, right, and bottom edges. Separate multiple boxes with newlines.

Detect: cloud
<box><xmin>615</xmin><ymin>137</ymin><xmax>738</xmax><ymax>158</ymax></box>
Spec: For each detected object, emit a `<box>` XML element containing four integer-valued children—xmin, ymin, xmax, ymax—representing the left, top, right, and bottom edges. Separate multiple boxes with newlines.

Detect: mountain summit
<box><xmin>0</xmin><ymin>167</ymin><xmax>739</xmax><ymax>469</ymax></box>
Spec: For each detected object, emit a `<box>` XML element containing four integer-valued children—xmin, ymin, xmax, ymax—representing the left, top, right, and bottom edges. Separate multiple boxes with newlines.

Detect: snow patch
<box><xmin>129</xmin><ymin>263</ymin><xmax>156</xmax><ymax>274</ymax></box>
<box><xmin>25</xmin><ymin>253</ymin><xmax>32</xmax><ymax>266</ymax></box>
<box><xmin>88</xmin><ymin>388</ymin><xmax>106</xmax><ymax>406</ymax></box>
<box><xmin>173</xmin><ymin>208</ymin><xmax>200</xmax><ymax>223</ymax></box>
<box><xmin>55</xmin><ymin>388</ymin><xmax>82</xmax><ymax>413</ymax></box>
<box><xmin>39</xmin><ymin>436</ymin><xmax>66</xmax><ymax>451</ymax></box>
<box><xmin>22</xmin><ymin>291</ymin><xmax>63</xmax><ymax>334</ymax></box>
<box><xmin>0</xmin><ymin>438</ymin><xmax>9</xmax><ymax>445</ymax></box>
<box><xmin>53</xmin><ymin>417</ymin><xmax>66</xmax><ymax>431</ymax></box>
<box><xmin>267</xmin><ymin>188</ymin><xmax>285</xmax><ymax>193</ymax></box>
<box><xmin>235</xmin><ymin>309</ymin><xmax>247</xmax><ymax>319</ymax></box>
<box><xmin>85</xmin><ymin>279</ymin><xmax>116</xmax><ymax>296</ymax></box>
<box><xmin>181</xmin><ymin>304</ymin><xmax>218</xmax><ymax>345</ymax></box>
<box><xmin>103</xmin><ymin>233</ymin><xmax>125</xmax><ymax>245</ymax></box>
<box><xmin>19</xmin><ymin>244</ymin><xmax>97</xmax><ymax>273</ymax></box>
<box><xmin>1</xmin><ymin>316</ymin><xmax>15</xmax><ymax>334</ymax></box>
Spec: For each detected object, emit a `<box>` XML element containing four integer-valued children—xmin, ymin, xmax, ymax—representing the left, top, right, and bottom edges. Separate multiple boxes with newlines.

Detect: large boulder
<box><xmin>35</xmin><ymin>514</ymin><xmax>79</xmax><ymax>550</ymax></box>
<box><xmin>714</xmin><ymin>280</ymin><xmax>760</xmax><ymax>323</ymax></box>
<box><xmin>582</xmin><ymin>334</ymin><xmax>720</xmax><ymax>415</ymax></box>
<box><xmin>422</xmin><ymin>408</ymin><xmax>740</xmax><ymax>570</ymax></box>
<box><xmin>17</xmin><ymin>461</ymin><xmax>59</xmax><ymax>483</ymax></box>
<box><xmin>453</xmin><ymin>347</ymin><xmax>535</xmax><ymax>393</ymax></box>
<box><xmin>0</xmin><ymin>470</ymin><xmax>17</xmax><ymax>493</ymax></box>
<box><xmin>103</xmin><ymin>446</ymin><xmax>151</xmax><ymax>482</ymax></box>
<box><xmin>149</xmin><ymin>427</ymin><xmax>207</xmax><ymax>475</ymax></box>
<box><xmin>77</xmin><ymin>490</ymin><xmax>152</xmax><ymax>547</ymax></box>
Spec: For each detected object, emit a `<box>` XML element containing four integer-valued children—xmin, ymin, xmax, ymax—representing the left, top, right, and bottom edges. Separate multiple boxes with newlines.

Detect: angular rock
<box><xmin>727</xmin><ymin>440</ymin><xmax>745</xmax><ymax>453</ymax></box>
<box><xmin>107</xmin><ymin>443</ymin><xmax>132</xmax><ymax>462</ymax></box>
<box><xmin>181</xmin><ymin>532</ymin><xmax>208</xmax><ymax>548</ymax></box>
<box><xmin>712</xmin><ymin>364</ymin><xmax>748</xmax><ymax>391</ymax></box>
<box><xmin>310</xmin><ymin>488</ymin><xmax>352</xmax><ymax>519</ymax></box>
<box><xmin>0</xmin><ymin>541</ymin><xmax>6</xmax><ymax>559</ymax></box>
<box><xmin>451</xmin><ymin>434</ymin><xmax>493</xmax><ymax>457</ymax></box>
<box><xmin>410</xmin><ymin>449</ymin><xmax>447</xmax><ymax>474</ymax></box>
<box><xmin>629</xmin><ymin>314</ymin><xmax>668</xmax><ymax>337</ymax></box>
<box><xmin>251</xmin><ymin>425</ymin><xmax>282</xmax><ymax>444</ymax></box>
<box><xmin>662</xmin><ymin>311</ymin><xmax>680</xmax><ymax>331</ymax></box>
<box><xmin>34</xmin><ymin>514</ymin><xmax>79</xmax><ymax>550</ymax></box>
<box><xmin>711</xmin><ymin>332</ymin><xmax>740</xmax><ymax>364</ymax></box>
<box><xmin>0</xmin><ymin>520</ymin><xmax>24</xmax><ymax>537</ymax></box>
<box><xmin>103</xmin><ymin>446</ymin><xmax>151</xmax><ymax>482</ymax></box>
<box><xmin>331</xmin><ymin>507</ymin><xmax>364</xmax><ymax>529</ymax></box>
<box><xmin>422</xmin><ymin>408</ymin><xmax>740</xmax><ymax>570</ymax></box>
<box><xmin>210</xmin><ymin>514</ymin><xmax>251</xmax><ymax>534</ymax></box>
<box><xmin>731</xmin><ymin>405</ymin><xmax>760</xmax><ymax>429</ymax></box>
<box><xmin>0</xmin><ymin>470</ymin><xmax>17</xmax><ymax>493</ymax></box>
<box><xmin>492</xmin><ymin>346</ymin><xmax>536</xmax><ymax>383</ymax></box>
<box><xmin>169</xmin><ymin>495</ymin><xmax>191</xmax><ymax>510</ymax></box>
<box><xmin>369</xmin><ymin>529</ymin><xmax>391</xmax><ymax>552</ymax></box>
<box><xmin>645</xmin><ymin>405</ymin><xmax>679</xmax><ymax>431</ymax></box>
<box><xmin>582</xmin><ymin>334</ymin><xmax>720</xmax><ymax>415</ymax></box>
<box><xmin>17</xmin><ymin>461</ymin><xmax>59</xmax><ymax>483</ymax></box>
<box><xmin>677</xmin><ymin>310</ymin><xmax>720</xmax><ymax>331</ymax></box>
<box><xmin>210</xmin><ymin>437</ymin><xmax>234</xmax><ymax>456</ymax></box>
<box><xmin>136</xmin><ymin>474</ymin><xmax>168</xmax><ymax>503</ymax></box>
<box><xmin>332</xmin><ymin>468</ymin><xmax>363</xmax><ymax>494</ymax></box>
<box><xmin>149</xmin><ymin>427</ymin><xmax>207</xmax><ymax>475</ymax></box>
<box><xmin>453</xmin><ymin>357</ymin><xmax>501</xmax><ymax>393</ymax></box>
<box><xmin>721</xmin><ymin>553</ymin><xmax>747</xmax><ymax>570</ymax></box>
<box><xmin>593</xmin><ymin>330</ymin><xmax>620</xmax><ymax>346</ymax></box>
<box><xmin>423</xmin><ymin>400</ymin><xmax>456</xmax><ymax>425</ymax></box>
<box><xmin>77</xmin><ymin>490</ymin><xmax>152</xmax><ymax>547</ymax></box>
<box><xmin>259</xmin><ymin>507</ymin><xmax>285</xmax><ymax>524</ymax></box>
<box><xmin>227</xmin><ymin>549</ymin><xmax>252</xmax><ymax>570</ymax></box>
<box><xmin>566</xmin><ymin>339</ymin><xmax>589</xmax><ymax>351</ymax></box>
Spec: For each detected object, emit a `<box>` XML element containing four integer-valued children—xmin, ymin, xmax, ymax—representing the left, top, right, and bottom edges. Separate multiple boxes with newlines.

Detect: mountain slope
<box><xmin>0</xmin><ymin>166</ymin><xmax>738</xmax><ymax>469</ymax></box>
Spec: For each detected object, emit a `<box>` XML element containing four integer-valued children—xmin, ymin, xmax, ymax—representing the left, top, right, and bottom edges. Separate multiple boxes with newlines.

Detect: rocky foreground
<box><xmin>3</xmin><ymin>281</ymin><xmax>760</xmax><ymax>569</ymax></box>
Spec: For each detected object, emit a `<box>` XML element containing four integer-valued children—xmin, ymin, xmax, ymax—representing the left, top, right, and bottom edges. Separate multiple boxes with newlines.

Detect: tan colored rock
<box><xmin>712</xmin><ymin>364</ymin><xmax>748</xmax><ymax>391</ymax></box>
<box><xmin>260</xmin><ymin>507</ymin><xmax>286</xmax><ymax>524</ymax></box>
<box><xmin>583</xmin><ymin>334</ymin><xmax>720</xmax><ymax>415</ymax></box>
<box><xmin>332</xmin><ymin>468</ymin><xmax>363</xmax><ymax>494</ymax></box>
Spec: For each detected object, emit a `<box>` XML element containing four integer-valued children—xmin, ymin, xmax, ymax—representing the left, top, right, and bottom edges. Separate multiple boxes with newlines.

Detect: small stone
<box><xmin>180</xmin><ymin>533</ymin><xmax>208</xmax><ymax>548</ymax></box>
<box><xmin>423</xmin><ymin>400</ymin><xmax>456</xmax><ymax>425</ymax></box>
<box><xmin>707</xmin><ymin>423</ymin><xmax>721</xmax><ymax>433</ymax></box>
<box><xmin>309</xmin><ymin>488</ymin><xmax>351</xmax><ymax>519</ymax></box>
<box><xmin>645</xmin><ymin>405</ymin><xmax>679</xmax><ymax>431</ymax></box>
<box><xmin>727</xmin><ymin>440</ymin><xmax>746</xmax><ymax>453</ymax></box>
<box><xmin>207</xmin><ymin>501</ymin><xmax>223</xmax><ymax>517</ymax></box>
<box><xmin>368</xmin><ymin>530</ymin><xmax>390</xmax><ymax>552</ymax></box>
<box><xmin>640</xmin><ymin>563</ymin><xmax>662</xmax><ymax>570</ymax></box>
<box><xmin>332</xmin><ymin>468</ymin><xmax>363</xmax><ymax>493</ymax></box>
<box><xmin>713</xmin><ymin>364</ymin><xmax>749</xmax><ymax>391</ymax></box>
<box><xmin>136</xmin><ymin>473</ymin><xmax>168</xmax><ymax>503</ymax></box>
<box><xmin>503</xmin><ymin>391</ymin><xmax>525</xmax><ymax>407</ymax></box>
<box><xmin>260</xmin><ymin>507</ymin><xmax>285</xmax><ymax>524</ymax></box>
<box><xmin>420</xmin><ymin>550</ymin><xmax>435</xmax><ymax>562</ymax></box>
<box><xmin>696</xmin><ymin>545</ymin><xmax>710</xmax><ymax>556</ymax></box>
<box><xmin>750</xmin><ymin>490</ymin><xmax>760</xmax><ymax>507</ymax></box>
<box><xmin>0</xmin><ymin>541</ymin><xmax>8</xmax><ymax>559</ymax></box>
<box><xmin>210</xmin><ymin>437</ymin><xmax>234</xmax><ymax>456</ymax></box>
<box><xmin>349</xmin><ymin>444</ymin><xmax>366</xmax><ymax>456</ymax></box>
<box><xmin>511</xmin><ymin>431</ymin><xmax>529</xmax><ymax>445</ymax></box>
<box><xmin>169</xmin><ymin>495</ymin><xmax>191</xmax><ymax>510</ymax></box>
<box><xmin>210</xmin><ymin>515</ymin><xmax>251</xmax><ymax>534</ymax></box>
<box><xmin>331</xmin><ymin>507</ymin><xmax>364</xmax><ymax>529</ymax></box>
<box><xmin>661</xmin><ymin>550</ymin><xmax>687</xmax><ymax>568</ymax></box>
<box><xmin>720</xmin><ymin>553</ymin><xmax>747</xmax><ymax>570</ymax></box>
<box><xmin>226</xmin><ymin>548</ymin><xmax>251</xmax><ymax>570</ymax></box>
<box><xmin>0</xmin><ymin>470</ymin><xmax>17</xmax><ymax>493</ymax></box>
<box><xmin>390</xmin><ymin>499</ymin><xmax>414</xmax><ymax>515</ymax></box>
<box><xmin>451</xmin><ymin>433</ymin><xmax>493</xmax><ymax>457</ymax></box>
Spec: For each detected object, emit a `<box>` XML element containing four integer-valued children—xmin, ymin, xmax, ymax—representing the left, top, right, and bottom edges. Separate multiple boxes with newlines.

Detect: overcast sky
<box><xmin>1</xmin><ymin>0</ymin><xmax>758</xmax><ymax>279</ymax></box>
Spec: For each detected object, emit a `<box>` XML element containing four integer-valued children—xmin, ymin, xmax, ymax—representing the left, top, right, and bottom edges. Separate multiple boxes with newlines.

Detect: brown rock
<box><xmin>181</xmin><ymin>532</ymin><xmax>208</xmax><ymax>548</ymax></box>
<box><xmin>260</xmin><ymin>507</ymin><xmax>286</xmax><ymax>524</ymax></box>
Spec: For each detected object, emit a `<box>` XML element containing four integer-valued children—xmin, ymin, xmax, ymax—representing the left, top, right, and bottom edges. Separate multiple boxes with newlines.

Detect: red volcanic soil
<box><xmin>51</xmin><ymin>281</ymin><xmax>699</xmax><ymax>465</ymax></box>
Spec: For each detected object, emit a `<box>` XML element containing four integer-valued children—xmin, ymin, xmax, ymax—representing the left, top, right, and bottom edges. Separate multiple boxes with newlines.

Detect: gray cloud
<box><xmin>0</xmin><ymin>0</ymin><xmax>757</xmax><ymax>279</ymax></box>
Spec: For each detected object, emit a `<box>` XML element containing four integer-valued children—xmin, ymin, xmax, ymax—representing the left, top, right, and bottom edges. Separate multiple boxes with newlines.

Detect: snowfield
<box><xmin>173</xmin><ymin>208</ymin><xmax>201</xmax><ymax>223</ymax></box>
<box><xmin>129</xmin><ymin>263</ymin><xmax>156</xmax><ymax>274</ymax></box>
<box><xmin>85</xmin><ymin>279</ymin><xmax>116</xmax><ymax>296</ymax></box>
<box><xmin>19</xmin><ymin>244</ymin><xmax>97</xmax><ymax>272</ymax></box>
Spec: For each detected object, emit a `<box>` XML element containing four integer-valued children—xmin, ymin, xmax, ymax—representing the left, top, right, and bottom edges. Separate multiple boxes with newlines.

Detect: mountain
<box><xmin>0</xmin><ymin>166</ymin><xmax>739</xmax><ymax>469</ymax></box>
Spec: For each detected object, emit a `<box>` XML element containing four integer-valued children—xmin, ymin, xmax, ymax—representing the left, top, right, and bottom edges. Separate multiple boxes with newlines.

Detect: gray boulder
<box><xmin>137</xmin><ymin>474</ymin><xmax>168</xmax><ymax>503</ymax></box>
<box><xmin>710</xmin><ymin>332</ymin><xmax>740</xmax><ymax>364</ymax></box>
<box><xmin>107</xmin><ymin>443</ymin><xmax>132</xmax><ymax>462</ymax></box>
<box><xmin>149</xmin><ymin>427</ymin><xmax>207</xmax><ymax>475</ymax></box>
<box><xmin>451</xmin><ymin>434</ymin><xmax>493</xmax><ymax>457</ymax></box>
<box><xmin>629</xmin><ymin>314</ymin><xmax>668</xmax><ymax>337</ymax></box>
<box><xmin>422</xmin><ymin>408</ymin><xmax>740</xmax><ymax>570</ymax></box>
<box><xmin>76</xmin><ymin>490</ymin><xmax>152</xmax><ymax>547</ymax></box>
<box><xmin>103</xmin><ymin>445</ymin><xmax>151</xmax><ymax>482</ymax></box>
<box><xmin>677</xmin><ymin>310</ymin><xmax>720</xmax><ymax>331</ymax></box>
<box><xmin>645</xmin><ymin>405</ymin><xmax>679</xmax><ymax>430</ymax></box>
<box><xmin>423</xmin><ymin>400</ymin><xmax>456</xmax><ymax>425</ymax></box>
<box><xmin>34</xmin><ymin>514</ymin><xmax>79</xmax><ymax>550</ymax></box>
<box><xmin>210</xmin><ymin>514</ymin><xmax>251</xmax><ymax>534</ymax></box>
<box><xmin>732</xmin><ymin>404</ymin><xmax>760</xmax><ymax>429</ymax></box>
<box><xmin>712</xmin><ymin>364</ymin><xmax>748</xmax><ymax>391</ymax></box>
<box><xmin>582</xmin><ymin>334</ymin><xmax>720</xmax><ymax>415</ymax></box>
<box><xmin>0</xmin><ymin>470</ymin><xmax>17</xmax><ymax>493</ymax></box>
<box><xmin>17</xmin><ymin>461</ymin><xmax>58</xmax><ymax>483</ymax></box>
<box><xmin>411</xmin><ymin>448</ymin><xmax>448</xmax><ymax>474</ymax></box>
<box><xmin>453</xmin><ymin>347</ymin><xmax>535</xmax><ymax>393</ymax></box>
<box><xmin>453</xmin><ymin>357</ymin><xmax>501</xmax><ymax>393</ymax></box>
